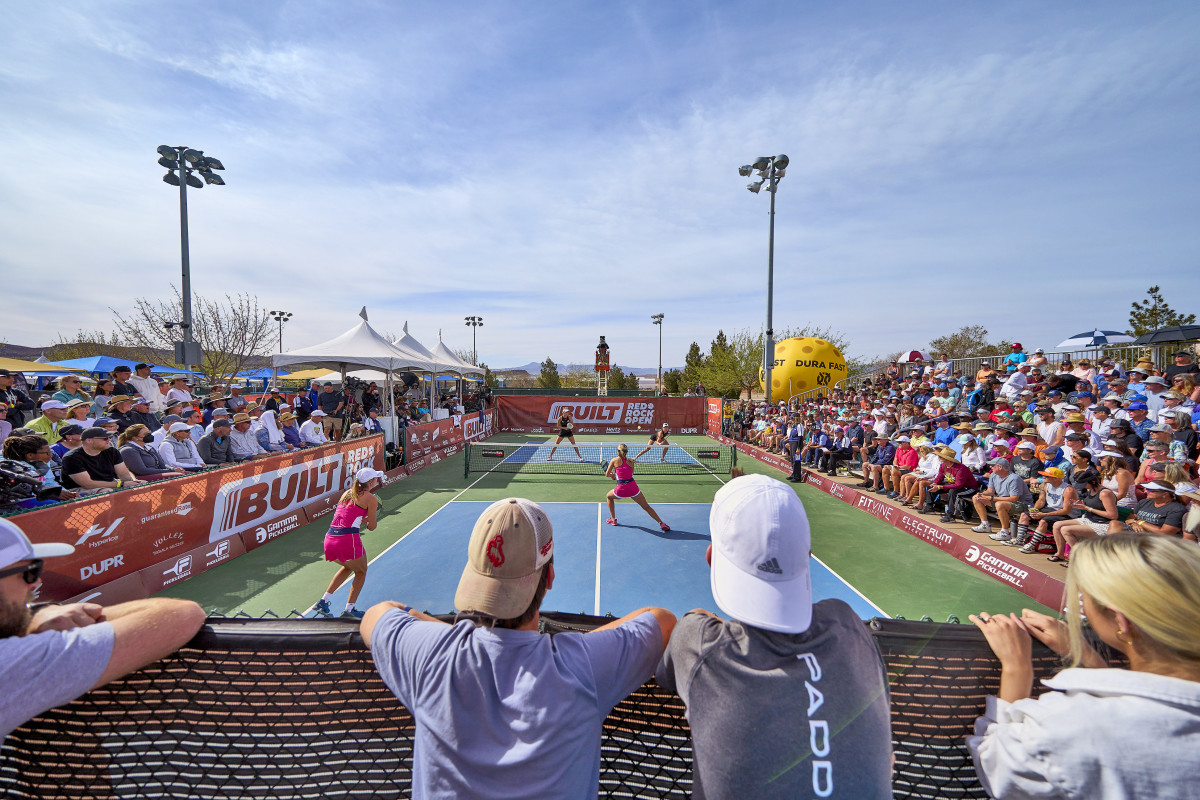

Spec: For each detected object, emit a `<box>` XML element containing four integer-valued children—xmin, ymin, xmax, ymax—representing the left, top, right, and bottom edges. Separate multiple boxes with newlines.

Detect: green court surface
<box><xmin>156</xmin><ymin>434</ymin><xmax>1054</xmax><ymax>621</ymax></box>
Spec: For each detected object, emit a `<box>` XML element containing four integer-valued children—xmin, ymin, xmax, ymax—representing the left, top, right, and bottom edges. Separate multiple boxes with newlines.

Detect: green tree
<box><xmin>1127</xmin><ymin>285</ymin><xmax>1195</xmax><ymax>336</ymax></box>
<box><xmin>537</xmin><ymin>357</ymin><xmax>562</xmax><ymax>389</ymax></box>
<box><xmin>609</xmin><ymin>364</ymin><xmax>628</xmax><ymax>390</ymax></box>
<box><xmin>710</xmin><ymin>330</ymin><xmax>729</xmax><ymax>358</ymax></box>
<box><xmin>478</xmin><ymin>362</ymin><xmax>499</xmax><ymax>389</ymax></box>
<box><xmin>47</xmin><ymin>330</ymin><xmax>126</xmax><ymax>361</ymax></box>
<box><xmin>682</xmin><ymin>342</ymin><xmax>705</xmax><ymax>387</ymax></box>
<box><xmin>926</xmin><ymin>325</ymin><xmax>1011</xmax><ymax>359</ymax></box>
<box><xmin>561</xmin><ymin>365</ymin><xmax>597</xmax><ymax>389</ymax></box>
<box><xmin>662</xmin><ymin>368</ymin><xmax>682</xmax><ymax>394</ymax></box>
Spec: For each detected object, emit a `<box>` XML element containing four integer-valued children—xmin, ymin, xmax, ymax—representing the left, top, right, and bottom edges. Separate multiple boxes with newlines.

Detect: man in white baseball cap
<box><xmin>655</xmin><ymin>474</ymin><xmax>893</xmax><ymax>799</ymax></box>
<box><xmin>361</xmin><ymin>497</ymin><xmax>675</xmax><ymax>798</ymax></box>
<box><xmin>0</xmin><ymin>517</ymin><xmax>205</xmax><ymax>738</ymax></box>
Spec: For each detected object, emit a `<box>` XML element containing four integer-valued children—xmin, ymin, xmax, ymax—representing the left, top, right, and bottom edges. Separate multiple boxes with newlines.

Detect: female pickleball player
<box><xmin>313</xmin><ymin>467</ymin><xmax>385</xmax><ymax>619</ymax></box>
<box><xmin>633</xmin><ymin>422</ymin><xmax>672</xmax><ymax>463</ymax></box>
<box><xmin>605</xmin><ymin>443</ymin><xmax>670</xmax><ymax>531</ymax></box>
<box><xmin>546</xmin><ymin>407</ymin><xmax>584</xmax><ymax>461</ymax></box>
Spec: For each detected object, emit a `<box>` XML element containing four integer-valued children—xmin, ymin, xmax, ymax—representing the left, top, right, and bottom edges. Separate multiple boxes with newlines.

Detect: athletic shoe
<box><xmin>660</xmin><ymin>522</ymin><xmax>671</xmax><ymax>532</ymax></box>
<box><xmin>577</xmin><ymin>455</ymin><xmax>584</xmax><ymax>461</ymax></box>
<box><xmin>341</xmin><ymin>608</ymin><xmax>364</xmax><ymax>619</ymax></box>
<box><xmin>1019</xmin><ymin>542</ymin><xmax>1039</xmax><ymax>554</ymax></box>
<box><xmin>988</xmin><ymin>531</ymin><xmax>1011</xmax><ymax>541</ymax></box>
<box><xmin>971</xmin><ymin>523</ymin><xmax>992</xmax><ymax>533</ymax></box>
<box><xmin>313</xmin><ymin>599</ymin><xmax>332</xmax><ymax>617</ymax></box>
<box><xmin>605</xmin><ymin>518</ymin><xmax>618</xmax><ymax>526</ymax></box>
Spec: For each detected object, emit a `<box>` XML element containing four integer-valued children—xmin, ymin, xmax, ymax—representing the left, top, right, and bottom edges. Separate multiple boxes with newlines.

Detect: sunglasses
<box><xmin>0</xmin><ymin>558</ymin><xmax>44</xmax><ymax>585</ymax></box>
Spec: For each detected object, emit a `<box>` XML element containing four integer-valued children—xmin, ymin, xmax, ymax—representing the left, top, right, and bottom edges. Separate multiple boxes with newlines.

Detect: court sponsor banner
<box><xmin>22</xmin><ymin>436</ymin><xmax>384</xmax><ymax>602</ymax></box>
<box><xmin>405</xmin><ymin>418</ymin><xmax>463</xmax><ymax>459</ymax></box>
<box><xmin>141</xmin><ymin>535</ymin><xmax>247</xmax><ymax>593</ymax></box>
<box><xmin>707</xmin><ymin>431</ymin><xmax>790</xmax><ymax>472</ymax></box>
<box><xmin>240</xmin><ymin>510</ymin><xmax>310</xmax><ymax>552</ymax></box>
<box><xmin>799</xmin><ymin>470</ymin><xmax>1066</xmax><ymax>609</ymax></box>
<box><xmin>707</xmin><ymin>398</ymin><xmax>722</xmax><ymax>436</ymax></box>
<box><xmin>497</xmin><ymin>396</ymin><xmax>706</xmax><ymax>434</ymax></box>
<box><xmin>63</xmin><ymin>570</ymin><xmax>148</xmax><ymax>607</ymax></box>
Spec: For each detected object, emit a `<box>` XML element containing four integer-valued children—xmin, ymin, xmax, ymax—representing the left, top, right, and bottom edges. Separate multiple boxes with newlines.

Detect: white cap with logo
<box><xmin>0</xmin><ymin>518</ymin><xmax>73</xmax><ymax>570</ymax></box>
<box><xmin>709</xmin><ymin>474</ymin><xmax>812</xmax><ymax>634</ymax></box>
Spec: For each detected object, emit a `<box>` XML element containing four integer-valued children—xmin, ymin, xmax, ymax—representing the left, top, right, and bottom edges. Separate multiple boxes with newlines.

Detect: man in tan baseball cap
<box><xmin>361</xmin><ymin>498</ymin><xmax>675</xmax><ymax>797</ymax></box>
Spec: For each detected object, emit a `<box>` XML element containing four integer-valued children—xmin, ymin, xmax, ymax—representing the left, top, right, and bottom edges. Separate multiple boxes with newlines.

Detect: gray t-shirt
<box><xmin>1</xmin><ymin>622</ymin><xmax>114</xmax><ymax>737</ymax></box>
<box><xmin>988</xmin><ymin>472</ymin><xmax>1033</xmax><ymax>505</ymax></box>
<box><xmin>370</xmin><ymin>610</ymin><xmax>662</xmax><ymax>800</ymax></box>
<box><xmin>656</xmin><ymin>601</ymin><xmax>893</xmax><ymax>799</ymax></box>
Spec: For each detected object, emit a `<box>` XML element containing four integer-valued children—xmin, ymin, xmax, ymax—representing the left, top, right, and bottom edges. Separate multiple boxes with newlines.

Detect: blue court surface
<box><xmin>314</xmin><ymin>501</ymin><xmax>885</xmax><ymax>620</ymax></box>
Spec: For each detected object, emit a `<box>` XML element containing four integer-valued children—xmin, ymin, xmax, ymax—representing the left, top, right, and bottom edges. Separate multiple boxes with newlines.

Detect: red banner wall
<box><xmin>15</xmin><ymin>436</ymin><xmax>385</xmax><ymax>603</ymax></box>
<box><xmin>496</xmin><ymin>397</ymin><xmax>706</xmax><ymax>435</ymax></box>
<box><xmin>707</xmin><ymin>398</ymin><xmax>722</xmax><ymax>436</ymax></box>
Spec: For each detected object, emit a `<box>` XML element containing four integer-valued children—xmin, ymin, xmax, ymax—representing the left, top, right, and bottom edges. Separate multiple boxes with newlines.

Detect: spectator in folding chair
<box><xmin>1012</xmin><ymin>467</ymin><xmax>1075</xmax><ymax>552</ymax></box>
<box><xmin>932</xmin><ymin>447</ymin><xmax>981</xmax><ymax>523</ymax></box>
<box><xmin>656</xmin><ymin>475</ymin><xmax>893</xmax><ymax>800</ymax></box>
<box><xmin>880</xmin><ymin>436</ymin><xmax>918</xmax><ymax>498</ymax></box>
<box><xmin>859</xmin><ymin>436</ymin><xmax>897</xmax><ymax>492</ymax></box>
<box><xmin>820</xmin><ymin>426</ymin><xmax>854</xmax><ymax>477</ymax></box>
<box><xmin>902</xmin><ymin>443</ymin><xmax>944</xmax><ymax>511</ymax></box>
<box><xmin>971</xmin><ymin>458</ymin><xmax>1034</xmax><ymax>543</ymax></box>
<box><xmin>1046</xmin><ymin>473</ymin><xmax>1120</xmax><ymax>563</ymax></box>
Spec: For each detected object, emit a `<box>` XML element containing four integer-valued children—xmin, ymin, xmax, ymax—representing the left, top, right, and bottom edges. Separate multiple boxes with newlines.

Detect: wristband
<box><xmin>115</xmin><ymin>480</ymin><xmax>123</xmax><ymax>489</ymax></box>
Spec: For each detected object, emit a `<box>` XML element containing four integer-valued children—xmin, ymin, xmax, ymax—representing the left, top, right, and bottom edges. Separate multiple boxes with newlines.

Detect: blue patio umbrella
<box><xmin>48</xmin><ymin>356</ymin><xmax>199</xmax><ymax>376</ymax></box>
<box><xmin>1055</xmin><ymin>330</ymin><xmax>1135</xmax><ymax>349</ymax></box>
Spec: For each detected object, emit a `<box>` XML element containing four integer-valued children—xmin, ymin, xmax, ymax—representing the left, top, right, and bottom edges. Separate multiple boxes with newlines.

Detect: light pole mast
<box><xmin>651</xmin><ymin>314</ymin><xmax>664</xmax><ymax>395</ymax></box>
<box><xmin>738</xmin><ymin>154</ymin><xmax>789</xmax><ymax>404</ymax></box>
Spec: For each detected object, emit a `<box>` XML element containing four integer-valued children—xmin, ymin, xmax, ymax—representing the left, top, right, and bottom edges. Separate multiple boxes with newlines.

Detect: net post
<box><xmin>464</xmin><ymin>443</ymin><xmax>470</xmax><ymax>478</ymax></box>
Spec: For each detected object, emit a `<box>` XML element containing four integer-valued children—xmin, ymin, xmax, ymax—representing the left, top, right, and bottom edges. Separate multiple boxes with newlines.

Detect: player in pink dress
<box><xmin>313</xmin><ymin>467</ymin><xmax>385</xmax><ymax>618</ymax></box>
<box><xmin>605</xmin><ymin>443</ymin><xmax>670</xmax><ymax>531</ymax></box>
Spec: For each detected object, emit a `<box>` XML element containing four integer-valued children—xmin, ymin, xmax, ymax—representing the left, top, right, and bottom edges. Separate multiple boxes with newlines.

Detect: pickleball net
<box><xmin>464</xmin><ymin>441</ymin><xmax>736</xmax><ymax>477</ymax></box>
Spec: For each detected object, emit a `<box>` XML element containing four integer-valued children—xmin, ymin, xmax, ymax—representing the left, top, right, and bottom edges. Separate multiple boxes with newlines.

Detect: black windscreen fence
<box><xmin>1</xmin><ymin>614</ymin><xmax>1070</xmax><ymax>799</ymax></box>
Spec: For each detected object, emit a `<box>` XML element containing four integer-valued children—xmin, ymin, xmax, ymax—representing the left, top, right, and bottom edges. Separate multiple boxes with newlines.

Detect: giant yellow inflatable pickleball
<box><xmin>759</xmin><ymin>337</ymin><xmax>847</xmax><ymax>400</ymax></box>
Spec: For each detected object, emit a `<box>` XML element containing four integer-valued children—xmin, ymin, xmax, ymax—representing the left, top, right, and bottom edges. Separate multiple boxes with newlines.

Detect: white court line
<box><xmin>594</xmin><ymin>503</ymin><xmax>604</xmax><ymax>616</ymax></box>
<box><xmin>812</xmin><ymin>555</ymin><xmax>889</xmax><ymax>618</ymax></box>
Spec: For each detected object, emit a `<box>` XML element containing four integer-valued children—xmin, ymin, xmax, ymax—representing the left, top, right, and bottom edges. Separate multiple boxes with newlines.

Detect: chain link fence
<box><xmin>1</xmin><ymin>613</ymin><xmax>1071</xmax><ymax>799</ymax></box>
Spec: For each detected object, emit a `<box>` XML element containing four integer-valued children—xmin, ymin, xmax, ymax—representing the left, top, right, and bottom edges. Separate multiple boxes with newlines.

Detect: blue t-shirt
<box><xmin>370</xmin><ymin>610</ymin><xmax>662</xmax><ymax>800</ymax></box>
<box><xmin>1</xmin><ymin>622</ymin><xmax>114</xmax><ymax>737</ymax></box>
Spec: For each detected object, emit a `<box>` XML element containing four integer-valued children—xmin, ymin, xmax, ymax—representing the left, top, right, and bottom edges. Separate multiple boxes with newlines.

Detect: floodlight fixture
<box><xmin>751</xmin><ymin>156</ymin><xmax>771</xmax><ymax>170</ymax></box>
<box><xmin>737</xmin><ymin>152</ymin><xmax>789</xmax><ymax>402</ymax></box>
<box><xmin>185</xmin><ymin>173</ymin><xmax>203</xmax><ymax>188</ymax></box>
<box><xmin>746</xmin><ymin>180</ymin><xmax>764</xmax><ymax>193</ymax></box>
<box><xmin>201</xmin><ymin>172</ymin><xmax>225</xmax><ymax>186</ymax></box>
<box><xmin>182</xmin><ymin>148</ymin><xmax>204</xmax><ymax>164</ymax></box>
<box><xmin>773</xmin><ymin>154</ymin><xmax>790</xmax><ymax>170</ymax></box>
<box><xmin>203</xmin><ymin>156</ymin><xmax>225</xmax><ymax>170</ymax></box>
<box><xmin>157</xmin><ymin>145</ymin><xmax>178</xmax><ymax>160</ymax></box>
<box><xmin>738</xmin><ymin>165</ymin><xmax>753</xmax><ymax>177</ymax></box>
<box><xmin>163</xmin><ymin>172</ymin><xmax>181</xmax><ymax>186</ymax></box>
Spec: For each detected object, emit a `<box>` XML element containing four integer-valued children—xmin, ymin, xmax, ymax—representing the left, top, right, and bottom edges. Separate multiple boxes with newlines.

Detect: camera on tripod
<box><xmin>0</xmin><ymin>459</ymin><xmax>62</xmax><ymax>512</ymax></box>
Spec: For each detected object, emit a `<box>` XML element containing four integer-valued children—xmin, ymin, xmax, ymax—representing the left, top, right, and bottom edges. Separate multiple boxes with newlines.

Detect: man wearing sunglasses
<box><xmin>0</xmin><ymin>518</ymin><xmax>206</xmax><ymax>738</ymax></box>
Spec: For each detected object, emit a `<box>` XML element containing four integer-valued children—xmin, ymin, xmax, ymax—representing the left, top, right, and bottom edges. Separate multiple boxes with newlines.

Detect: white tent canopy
<box><xmin>272</xmin><ymin>315</ymin><xmax>437</xmax><ymax>373</ymax></box>
<box><xmin>392</xmin><ymin>322</ymin><xmax>440</xmax><ymax>365</ymax></box>
<box><xmin>431</xmin><ymin>336</ymin><xmax>484</xmax><ymax>376</ymax></box>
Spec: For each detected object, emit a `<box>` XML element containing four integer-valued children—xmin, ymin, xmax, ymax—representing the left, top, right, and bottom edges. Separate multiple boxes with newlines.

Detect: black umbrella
<box><xmin>1131</xmin><ymin>325</ymin><xmax>1200</xmax><ymax>345</ymax></box>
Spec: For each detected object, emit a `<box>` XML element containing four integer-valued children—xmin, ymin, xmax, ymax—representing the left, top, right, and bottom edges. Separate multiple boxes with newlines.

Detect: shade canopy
<box><xmin>1056</xmin><ymin>330</ymin><xmax>1135</xmax><ymax>348</ymax></box>
<box><xmin>430</xmin><ymin>337</ymin><xmax>484</xmax><ymax>376</ymax></box>
<box><xmin>392</xmin><ymin>322</ymin><xmax>439</xmax><ymax>364</ymax></box>
<box><xmin>1131</xmin><ymin>325</ymin><xmax>1200</xmax><ymax>345</ymax></box>
<box><xmin>48</xmin><ymin>356</ymin><xmax>196</xmax><ymax>375</ymax></box>
<box><xmin>272</xmin><ymin>317</ymin><xmax>438</xmax><ymax>373</ymax></box>
<box><xmin>0</xmin><ymin>356</ymin><xmax>87</xmax><ymax>375</ymax></box>
<box><xmin>901</xmin><ymin>350</ymin><xmax>931</xmax><ymax>363</ymax></box>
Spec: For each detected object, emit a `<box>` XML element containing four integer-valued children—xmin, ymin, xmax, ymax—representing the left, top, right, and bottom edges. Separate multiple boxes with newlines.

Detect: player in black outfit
<box><xmin>546</xmin><ymin>408</ymin><xmax>583</xmax><ymax>461</ymax></box>
<box><xmin>634</xmin><ymin>423</ymin><xmax>672</xmax><ymax>463</ymax></box>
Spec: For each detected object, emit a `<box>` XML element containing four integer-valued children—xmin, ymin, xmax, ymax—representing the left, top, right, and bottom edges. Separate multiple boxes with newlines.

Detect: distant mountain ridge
<box><xmin>499</xmin><ymin>361</ymin><xmax>680</xmax><ymax>376</ymax></box>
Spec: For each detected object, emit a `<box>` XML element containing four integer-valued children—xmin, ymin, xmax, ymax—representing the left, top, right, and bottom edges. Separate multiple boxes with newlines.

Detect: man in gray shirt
<box><xmin>0</xmin><ymin>517</ymin><xmax>205</xmax><ymax>738</ymax></box>
<box><xmin>656</xmin><ymin>474</ymin><xmax>893</xmax><ymax>799</ymax></box>
<box><xmin>971</xmin><ymin>457</ymin><xmax>1034</xmax><ymax>542</ymax></box>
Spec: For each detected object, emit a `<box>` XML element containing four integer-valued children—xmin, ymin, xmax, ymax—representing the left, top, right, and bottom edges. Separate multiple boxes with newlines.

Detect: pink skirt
<box><xmin>614</xmin><ymin>480</ymin><xmax>641</xmax><ymax>499</ymax></box>
<box><xmin>324</xmin><ymin>528</ymin><xmax>365</xmax><ymax>562</ymax></box>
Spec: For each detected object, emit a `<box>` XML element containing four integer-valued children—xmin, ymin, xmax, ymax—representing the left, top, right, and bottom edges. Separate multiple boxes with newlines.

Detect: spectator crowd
<box><xmin>724</xmin><ymin>343</ymin><xmax>1200</xmax><ymax>546</ymax></box>
<box><xmin>0</xmin><ymin>363</ymin><xmax>491</xmax><ymax>512</ymax></box>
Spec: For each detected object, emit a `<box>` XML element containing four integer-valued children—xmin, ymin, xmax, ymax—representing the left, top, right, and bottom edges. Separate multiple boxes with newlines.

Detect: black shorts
<box><xmin>649</xmin><ymin>438</ymin><xmax>669</xmax><ymax>445</ymax></box>
<box><xmin>557</xmin><ymin>429</ymin><xmax>574</xmax><ymax>439</ymax></box>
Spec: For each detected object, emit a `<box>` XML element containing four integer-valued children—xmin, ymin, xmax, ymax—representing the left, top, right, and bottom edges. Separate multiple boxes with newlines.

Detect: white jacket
<box><xmin>968</xmin><ymin>668</ymin><xmax>1200</xmax><ymax>799</ymax></box>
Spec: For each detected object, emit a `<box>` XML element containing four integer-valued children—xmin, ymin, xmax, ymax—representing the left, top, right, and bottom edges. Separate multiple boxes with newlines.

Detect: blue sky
<box><xmin>2</xmin><ymin>2</ymin><xmax>1197</xmax><ymax>371</ymax></box>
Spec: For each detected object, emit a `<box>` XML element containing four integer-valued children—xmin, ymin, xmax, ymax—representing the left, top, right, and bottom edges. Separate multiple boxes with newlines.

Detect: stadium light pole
<box><xmin>157</xmin><ymin>145</ymin><xmax>225</xmax><ymax>371</ymax></box>
<box><xmin>651</xmin><ymin>313</ymin><xmax>664</xmax><ymax>396</ymax></box>
<box><xmin>268</xmin><ymin>310</ymin><xmax>292</xmax><ymax>389</ymax></box>
<box><xmin>738</xmin><ymin>154</ymin><xmax>789</xmax><ymax>404</ymax></box>
<box><xmin>464</xmin><ymin>316</ymin><xmax>483</xmax><ymax>365</ymax></box>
